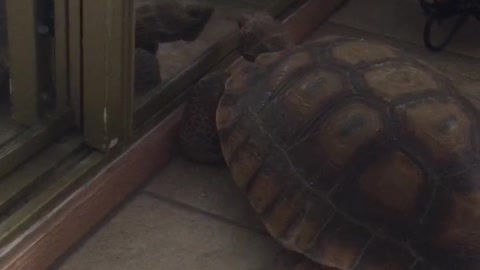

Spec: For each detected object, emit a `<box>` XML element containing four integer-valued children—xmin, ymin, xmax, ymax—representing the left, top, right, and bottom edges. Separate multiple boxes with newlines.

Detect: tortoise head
<box><xmin>135</xmin><ymin>0</ymin><xmax>214</xmax><ymax>53</ymax></box>
<box><xmin>168</xmin><ymin>1</ymin><xmax>214</xmax><ymax>42</ymax></box>
<box><xmin>231</xmin><ymin>12</ymin><xmax>292</xmax><ymax>62</ymax></box>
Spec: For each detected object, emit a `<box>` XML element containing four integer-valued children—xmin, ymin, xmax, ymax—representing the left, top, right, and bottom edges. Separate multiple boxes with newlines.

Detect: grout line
<box><xmin>142</xmin><ymin>190</ymin><xmax>270</xmax><ymax>236</ymax></box>
<box><xmin>50</xmin><ymin>184</ymin><xmax>149</xmax><ymax>269</ymax></box>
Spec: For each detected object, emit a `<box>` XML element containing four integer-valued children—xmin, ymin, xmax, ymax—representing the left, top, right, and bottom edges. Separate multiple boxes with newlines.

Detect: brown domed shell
<box><xmin>217</xmin><ymin>36</ymin><xmax>480</xmax><ymax>269</ymax></box>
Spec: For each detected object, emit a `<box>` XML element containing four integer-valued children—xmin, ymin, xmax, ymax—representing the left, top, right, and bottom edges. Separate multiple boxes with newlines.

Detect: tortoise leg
<box><xmin>134</xmin><ymin>48</ymin><xmax>161</xmax><ymax>96</ymax></box>
<box><xmin>171</xmin><ymin>1</ymin><xmax>214</xmax><ymax>42</ymax></box>
<box><xmin>178</xmin><ymin>70</ymin><xmax>228</xmax><ymax>164</ymax></box>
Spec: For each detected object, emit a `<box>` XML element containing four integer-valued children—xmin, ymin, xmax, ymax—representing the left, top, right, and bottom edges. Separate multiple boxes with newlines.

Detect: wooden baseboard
<box><xmin>0</xmin><ymin>0</ymin><xmax>345</xmax><ymax>269</ymax></box>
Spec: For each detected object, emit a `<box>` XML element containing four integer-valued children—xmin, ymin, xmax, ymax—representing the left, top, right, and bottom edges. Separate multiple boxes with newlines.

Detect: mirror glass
<box><xmin>133</xmin><ymin>0</ymin><xmax>276</xmax><ymax>99</ymax></box>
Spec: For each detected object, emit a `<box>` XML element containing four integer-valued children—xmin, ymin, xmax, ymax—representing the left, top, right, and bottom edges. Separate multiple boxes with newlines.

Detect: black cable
<box><xmin>420</xmin><ymin>0</ymin><xmax>480</xmax><ymax>51</ymax></box>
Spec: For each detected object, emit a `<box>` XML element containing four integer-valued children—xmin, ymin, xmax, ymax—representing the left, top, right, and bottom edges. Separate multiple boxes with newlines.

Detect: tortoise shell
<box><xmin>217</xmin><ymin>36</ymin><xmax>480</xmax><ymax>269</ymax></box>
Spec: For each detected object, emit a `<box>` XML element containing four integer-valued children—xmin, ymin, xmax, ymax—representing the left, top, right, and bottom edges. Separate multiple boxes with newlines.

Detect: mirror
<box><xmin>133</xmin><ymin>0</ymin><xmax>277</xmax><ymax>100</ymax></box>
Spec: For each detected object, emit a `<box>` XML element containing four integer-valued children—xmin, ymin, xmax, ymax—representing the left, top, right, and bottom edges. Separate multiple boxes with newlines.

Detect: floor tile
<box><xmin>145</xmin><ymin>157</ymin><xmax>265</xmax><ymax>231</ymax></box>
<box><xmin>330</xmin><ymin>0</ymin><xmax>480</xmax><ymax>58</ymax></box>
<box><xmin>56</xmin><ymin>195</ymin><xmax>281</xmax><ymax>270</ymax></box>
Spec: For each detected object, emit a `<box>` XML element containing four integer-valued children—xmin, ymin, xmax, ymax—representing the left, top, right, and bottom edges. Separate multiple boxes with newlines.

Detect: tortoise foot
<box><xmin>178</xmin><ymin>71</ymin><xmax>227</xmax><ymax>164</ymax></box>
<box><xmin>134</xmin><ymin>48</ymin><xmax>161</xmax><ymax>96</ymax></box>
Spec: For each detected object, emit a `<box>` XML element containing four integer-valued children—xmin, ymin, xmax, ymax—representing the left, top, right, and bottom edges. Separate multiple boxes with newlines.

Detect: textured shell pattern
<box><xmin>216</xmin><ymin>36</ymin><xmax>480</xmax><ymax>270</ymax></box>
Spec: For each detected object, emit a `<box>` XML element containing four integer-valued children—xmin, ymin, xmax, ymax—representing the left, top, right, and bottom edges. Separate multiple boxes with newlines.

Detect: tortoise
<box><xmin>178</xmin><ymin>12</ymin><xmax>480</xmax><ymax>270</ymax></box>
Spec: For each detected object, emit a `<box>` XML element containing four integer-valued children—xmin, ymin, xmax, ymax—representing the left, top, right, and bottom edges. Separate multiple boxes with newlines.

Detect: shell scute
<box><xmin>330</xmin><ymin>40</ymin><xmax>399</xmax><ymax>67</ymax></box>
<box><xmin>394</xmin><ymin>96</ymin><xmax>478</xmax><ymax>171</ymax></box>
<box><xmin>359</xmin><ymin>62</ymin><xmax>443</xmax><ymax>103</ymax></box>
<box><xmin>309</xmin><ymin>215</ymin><xmax>372</xmax><ymax>269</ymax></box>
<box><xmin>288</xmin><ymin>101</ymin><xmax>385</xmax><ymax>194</ymax></box>
<box><xmin>260</xmin><ymin>66</ymin><xmax>349</xmax><ymax>145</ymax></box>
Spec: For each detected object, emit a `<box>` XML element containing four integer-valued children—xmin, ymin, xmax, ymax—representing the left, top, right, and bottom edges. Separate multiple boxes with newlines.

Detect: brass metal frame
<box><xmin>82</xmin><ymin>0</ymin><xmax>134</xmax><ymax>152</ymax></box>
<box><xmin>0</xmin><ymin>112</ymin><xmax>72</xmax><ymax>179</ymax></box>
<box><xmin>6</xmin><ymin>0</ymin><xmax>44</xmax><ymax>124</ymax></box>
<box><xmin>0</xmin><ymin>134</ymin><xmax>86</xmax><ymax>247</ymax></box>
<box><xmin>67</xmin><ymin>0</ymin><xmax>82</xmax><ymax>127</ymax></box>
<box><xmin>0</xmin><ymin>0</ymin><xmax>138</xmax><ymax>250</ymax></box>
<box><xmin>0</xmin><ymin>0</ymin><xmax>74</xmax><ymax>180</ymax></box>
<box><xmin>54</xmin><ymin>0</ymin><xmax>69</xmax><ymax>113</ymax></box>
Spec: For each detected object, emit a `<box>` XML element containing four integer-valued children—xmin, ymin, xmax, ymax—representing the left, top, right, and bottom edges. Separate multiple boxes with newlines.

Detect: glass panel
<box><xmin>132</xmin><ymin>0</ymin><xmax>288</xmax><ymax>128</ymax></box>
<box><xmin>133</xmin><ymin>0</ymin><xmax>278</xmax><ymax>99</ymax></box>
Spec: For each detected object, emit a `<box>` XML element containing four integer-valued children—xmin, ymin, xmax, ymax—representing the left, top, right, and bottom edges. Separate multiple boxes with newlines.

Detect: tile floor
<box><xmin>54</xmin><ymin>0</ymin><xmax>480</xmax><ymax>269</ymax></box>
<box><xmin>54</xmin><ymin>157</ymin><xmax>283</xmax><ymax>270</ymax></box>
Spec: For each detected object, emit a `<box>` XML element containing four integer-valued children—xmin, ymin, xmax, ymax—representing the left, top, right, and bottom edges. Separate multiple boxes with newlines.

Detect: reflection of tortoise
<box><xmin>134</xmin><ymin>0</ymin><xmax>213</xmax><ymax>94</ymax></box>
<box><xmin>179</xmin><ymin>13</ymin><xmax>480</xmax><ymax>270</ymax></box>
<box><xmin>135</xmin><ymin>0</ymin><xmax>213</xmax><ymax>54</ymax></box>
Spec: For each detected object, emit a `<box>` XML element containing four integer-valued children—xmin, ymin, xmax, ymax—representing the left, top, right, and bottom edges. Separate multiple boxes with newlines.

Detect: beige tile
<box><xmin>145</xmin><ymin>157</ymin><xmax>265</xmax><ymax>231</ymax></box>
<box><xmin>330</xmin><ymin>0</ymin><xmax>480</xmax><ymax>58</ymax></box>
<box><xmin>56</xmin><ymin>195</ymin><xmax>281</xmax><ymax>270</ymax></box>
